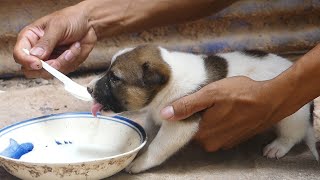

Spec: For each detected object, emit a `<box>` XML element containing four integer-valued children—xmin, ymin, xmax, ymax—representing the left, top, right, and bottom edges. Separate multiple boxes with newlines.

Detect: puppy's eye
<box><xmin>109</xmin><ymin>72</ymin><xmax>120</xmax><ymax>84</ymax></box>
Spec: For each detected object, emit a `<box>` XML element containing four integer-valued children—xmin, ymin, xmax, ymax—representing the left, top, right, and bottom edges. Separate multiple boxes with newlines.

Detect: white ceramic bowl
<box><xmin>0</xmin><ymin>112</ymin><xmax>146</xmax><ymax>180</ymax></box>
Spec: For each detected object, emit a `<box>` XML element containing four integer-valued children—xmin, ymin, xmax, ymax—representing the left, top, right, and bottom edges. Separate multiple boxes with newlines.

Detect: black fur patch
<box><xmin>204</xmin><ymin>55</ymin><xmax>228</xmax><ymax>83</ymax></box>
<box><xmin>242</xmin><ymin>50</ymin><xmax>268</xmax><ymax>58</ymax></box>
<box><xmin>309</xmin><ymin>101</ymin><xmax>314</xmax><ymax>126</ymax></box>
<box><xmin>94</xmin><ymin>76</ymin><xmax>125</xmax><ymax>113</ymax></box>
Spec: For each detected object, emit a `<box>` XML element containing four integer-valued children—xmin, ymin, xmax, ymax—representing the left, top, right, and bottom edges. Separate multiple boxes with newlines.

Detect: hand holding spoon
<box><xmin>22</xmin><ymin>48</ymin><xmax>93</xmax><ymax>101</ymax></box>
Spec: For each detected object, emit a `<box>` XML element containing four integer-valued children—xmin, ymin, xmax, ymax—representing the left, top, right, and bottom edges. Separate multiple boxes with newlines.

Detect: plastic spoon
<box><xmin>22</xmin><ymin>48</ymin><xmax>93</xmax><ymax>101</ymax></box>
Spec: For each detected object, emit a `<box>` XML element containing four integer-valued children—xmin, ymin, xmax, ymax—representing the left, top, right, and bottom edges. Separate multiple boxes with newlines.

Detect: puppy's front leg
<box><xmin>138</xmin><ymin>113</ymin><xmax>160</xmax><ymax>154</ymax></box>
<box><xmin>125</xmin><ymin>115</ymin><xmax>200</xmax><ymax>173</ymax></box>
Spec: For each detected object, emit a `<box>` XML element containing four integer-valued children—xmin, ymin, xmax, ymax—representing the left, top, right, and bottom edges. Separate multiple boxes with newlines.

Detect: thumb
<box><xmin>160</xmin><ymin>88</ymin><xmax>215</xmax><ymax>121</ymax></box>
<box><xmin>30</xmin><ymin>23</ymin><xmax>63</xmax><ymax>60</ymax></box>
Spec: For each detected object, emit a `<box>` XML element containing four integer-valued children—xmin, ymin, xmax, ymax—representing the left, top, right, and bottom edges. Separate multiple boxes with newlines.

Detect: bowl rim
<box><xmin>0</xmin><ymin>112</ymin><xmax>147</xmax><ymax>165</ymax></box>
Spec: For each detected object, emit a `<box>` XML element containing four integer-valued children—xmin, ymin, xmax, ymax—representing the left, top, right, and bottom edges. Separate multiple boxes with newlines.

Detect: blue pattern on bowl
<box><xmin>0</xmin><ymin>112</ymin><xmax>147</xmax><ymax>179</ymax></box>
<box><xmin>0</xmin><ymin>139</ymin><xmax>33</xmax><ymax>159</ymax></box>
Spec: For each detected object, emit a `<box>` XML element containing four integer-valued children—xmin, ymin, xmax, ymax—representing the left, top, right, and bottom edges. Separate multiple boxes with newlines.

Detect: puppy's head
<box><xmin>88</xmin><ymin>45</ymin><xmax>170</xmax><ymax>114</ymax></box>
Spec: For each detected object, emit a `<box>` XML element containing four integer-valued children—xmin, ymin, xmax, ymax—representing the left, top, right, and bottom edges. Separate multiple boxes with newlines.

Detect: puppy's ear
<box><xmin>142</xmin><ymin>62</ymin><xmax>168</xmax><ymax>86</ymax></box>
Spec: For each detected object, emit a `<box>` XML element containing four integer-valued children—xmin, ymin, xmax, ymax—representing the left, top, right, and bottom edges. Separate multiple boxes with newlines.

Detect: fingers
<box><xmin>21</xmin><ymin>30</ymin><xmax>95</xmax><ymax>79</ymax></box>
<box><xmin>195</xmin><ymin>124</ymin><xmax>246</xmax><ymax>152</ymax></box>
<box><xmin>21</xmin><ymin>67</ymin><xmax>44</xmax><ymax>79</ymax></box>
<box><xmin>13</xmin><ymin>28</ymin><xmax>43</xmax><ymax>70</ymax></box>
<box><xmin>70</xmin><ymin>27</ymin><xmax>97</xmax><ymax>70</ymax></box>
<box><xmin>46</xmin><ymin>27</ymin><xmax>96</xmax><ymax>74</ymax></box>
<box><xmin>195</xmin><ymin>136</ymin><xmax>222</xmax><ymax>152</ymax></box>
<box><xmin>29</xmin><ymin>21</ymin><xmax>64</xmax><ymax>60</ymax></box>
<box><xmin>16</xmin><ymin>24</ymin><xmax>96</xmax><ymax>79</ymax></box>
<box><xmin>22</xmin><ymin>42</ymin><xmax>82</xmax><ymax>79</ymax></box>
<box><xmin>160</xmin><ymin>85</ymin><xmax>216</xmax><ymax>121</ymax></box>
<box><xmin>195</xmin><ymin>113</ymin><xmax>264</xmax><ymax>152</ymax></box>
<box><xmin>47</xmin><ymin>42</ymin><xmax>81</xmax><ymax>70</ymax></box>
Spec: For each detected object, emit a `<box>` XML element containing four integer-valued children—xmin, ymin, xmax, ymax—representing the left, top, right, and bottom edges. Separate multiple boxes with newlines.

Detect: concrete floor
<box><xmin>0</xmin><ymin>74</ymin><xmax>320</xmax><ymax>180</ymax></box>
<box><xmin>1</xmin><ymin>0</ymin><xmax>319</xmax><ymax>178</ymax></box>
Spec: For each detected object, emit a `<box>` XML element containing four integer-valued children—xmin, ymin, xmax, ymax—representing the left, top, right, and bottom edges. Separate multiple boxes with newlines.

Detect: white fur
<box><xmin>219</xmin><ymin>52</ymin><xmax>292</xmax><ymax>81</ymax></box>
<box><xmin>148</xmin><ymin>47</ymin><xmax>207</xmax><ymax>124</ymax></box>
<box><xmin>88</xmin><ymin>48</ymin><xmax>135</xmax><ymax>88</ymax></box>
<box><xmin>111</xmin><ymin>47</ymin><xmax>135</xmax><ymax>64</ymax></box>
<box><xmin>126</xmin><ymin>48</ymin><xmax>206</xmax><ymax>173</ymax></box>
<box><xmin>109</xmin><ymin>47</ymin><xmax>318</xmax><ymax>173</ymax></box>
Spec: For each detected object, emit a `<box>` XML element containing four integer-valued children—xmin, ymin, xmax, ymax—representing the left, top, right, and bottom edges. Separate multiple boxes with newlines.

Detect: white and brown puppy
<box><xmin>87</xmin><ymin>45</ymin><xmax>319</xmax><ymax>173</ymax></box>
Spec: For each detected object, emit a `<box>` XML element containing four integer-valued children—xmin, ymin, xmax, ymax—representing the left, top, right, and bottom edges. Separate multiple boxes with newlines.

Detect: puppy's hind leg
<box><xmin>263</xmin><ymin>105</ymin><xmax>309</xmax><ymax>159</ymax></box>
<box><xmin>305</xmin><ymin>126</ymin><xmax>319</xmax><ymax>161</ymax></box>
<box><xmin>304</xmin><ymin>102</ymin><xmax>319</xmax><ymax>160</ymax></box>
<box><xmin>125</xmin><ymin>115</ymin><xmax>200</xmax><ymax>173</ymax></box>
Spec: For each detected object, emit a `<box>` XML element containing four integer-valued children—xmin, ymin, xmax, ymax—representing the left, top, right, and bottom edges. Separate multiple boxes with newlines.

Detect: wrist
<box><xmin>76</xmin><ymin>0</ymin><xmax>101</xmax><ymax>34</ymax></box>
<box><xmin>262</xmin><ymin>77</ymin><xmax>296</xmax><ymax>123</ymax></box>
<box><xmin>78</xmin><ymin>0</ymin><xmax>152</xmax><ymax>38</ymax></box>
<box><xmin>264</xmin><ymin>45</ymin><xmax>320</xmax><ymax>122</ymax></box>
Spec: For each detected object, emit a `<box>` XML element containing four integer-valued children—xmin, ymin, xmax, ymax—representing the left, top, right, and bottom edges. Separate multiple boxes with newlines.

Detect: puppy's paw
<box><xmin>125</xmin><ymin>162</ymin><xmax>143</xmax><ymax>174</ymax></box>
<box><xmin>263</xmin><ymin>139</ymin><xmax>292</xmax><ymax>159</ymax></box>
<box><xmin>125</xmin><ymin>155</ymin><xmax>149</xmax><ymax>174</ymax></box>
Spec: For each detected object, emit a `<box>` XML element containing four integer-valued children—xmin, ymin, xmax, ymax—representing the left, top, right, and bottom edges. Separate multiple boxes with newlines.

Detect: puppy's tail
<box><xmin>305</xmin><ymin>101</ymin><xmax>319</xmax><ymax>161</ymax></box>
<box><xmin>305</xmin><ymin>127</ymin><xmax>319</xmax><ymax>161</ymax></box>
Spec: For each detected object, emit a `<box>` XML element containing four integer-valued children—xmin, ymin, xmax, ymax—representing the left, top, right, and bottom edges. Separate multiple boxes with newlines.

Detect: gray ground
<box><xmin>1</xmin><ymin>0</ymin><xmax>319</xmax><ymax>178</ymax></box>
<box><xmin>0</xmin><ymin>74</ymin><xmax>320</xmax><ymax>180</ymax></box>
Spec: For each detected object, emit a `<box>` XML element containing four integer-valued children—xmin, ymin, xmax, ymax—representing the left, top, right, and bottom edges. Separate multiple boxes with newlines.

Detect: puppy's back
<box><xmin>217</xmin><ymin>51</ymin><xmax>292</xmax><ymax>81</ymax></box>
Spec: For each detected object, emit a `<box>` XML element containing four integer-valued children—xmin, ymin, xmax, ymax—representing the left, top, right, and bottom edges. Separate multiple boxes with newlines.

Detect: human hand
<box><xmin>160</xmin><ymin>76</ymin><xmax>282</xmax><ymax>152</ymax></box>
<box><xmin>13</xmin><ymin>0</ymin><xmax>237</xmax><ymax>79</ymax></box>
<box><xmin>13</xmin><ymin>4</ymin><xmax>97</xmax><ymax>78</ymax></box>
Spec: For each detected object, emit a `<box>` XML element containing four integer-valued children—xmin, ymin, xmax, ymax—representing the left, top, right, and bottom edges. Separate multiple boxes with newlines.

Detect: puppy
<box><xmin>87</xmin><ymin>45</ymin><xmax>319</xmax><ymax>173</ymax></box>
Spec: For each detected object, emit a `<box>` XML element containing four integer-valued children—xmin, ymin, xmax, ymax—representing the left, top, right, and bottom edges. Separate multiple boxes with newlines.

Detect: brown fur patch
<box><xmin>93</xmin><ymin>45</ymin><xmax>171</xmax><ymax>112</ymax></box>
<box><xmin>125</xmin><ymin>86</ymin><xmax>149</xmax><ymax>110</ymax></box>
<box><xmin>111</xmin><ymin>45</ymin><xmax>171</xmax><ymax>108</ymax></box>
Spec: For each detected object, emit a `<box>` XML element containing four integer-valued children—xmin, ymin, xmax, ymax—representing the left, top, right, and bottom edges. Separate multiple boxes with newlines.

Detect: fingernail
<box><xmin>30</xmin><ymin>47</ymin><xmax>44</xmax><ymax>57</ymax></box>
<box><xmin>75</xmin><ymin>42</ymin><xmax>80</xmax><ymax>48</ymax></box>
<box><xmin>64</xmin><ymin>50</ymin><xmax>74</xmax><ymax>61</ymax></box>
<box><xmin>161</xmin><ymin>106</ymin><xmax>174</xmax><ymax>120</ymax></box>
<box><xmin>30</xmin><ymin>61</ymin><xmax>42</xmax><ymax>70</ymax></box>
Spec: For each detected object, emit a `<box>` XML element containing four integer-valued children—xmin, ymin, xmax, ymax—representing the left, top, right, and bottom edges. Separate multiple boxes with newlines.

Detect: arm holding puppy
<box><xmin>161</xmin><ymin>44</ymin><xmax>320</xmax><ymax>151</ymax></box>
<box><xmin>13</xmin><ymin>0</ymin><xmax>236</xmax><ymax>78</ymax></box>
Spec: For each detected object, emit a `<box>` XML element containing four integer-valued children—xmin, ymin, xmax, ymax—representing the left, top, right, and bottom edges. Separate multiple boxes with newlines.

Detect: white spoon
<box><xmin>22</xmin><ymin>48</ymin><xmax>93</xmax><ymax>101</ymax></box>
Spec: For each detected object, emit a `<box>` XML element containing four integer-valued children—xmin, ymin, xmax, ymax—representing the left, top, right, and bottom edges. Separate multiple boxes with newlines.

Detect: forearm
<box><xmin>78</xmin><ymin>0</ymin><xmax>237</xmax><ymax>37</ymax></box>
<box><xmin>267</xmin><ymin>44</ymin><xmax>320</xmax><ymax>122</ymax></box>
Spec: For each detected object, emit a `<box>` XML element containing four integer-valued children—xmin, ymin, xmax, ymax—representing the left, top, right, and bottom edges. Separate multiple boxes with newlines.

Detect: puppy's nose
<box><xmin>87</xmin><ymin>87</ymin><xmax>93</xmax><ymax>94</ymax></box>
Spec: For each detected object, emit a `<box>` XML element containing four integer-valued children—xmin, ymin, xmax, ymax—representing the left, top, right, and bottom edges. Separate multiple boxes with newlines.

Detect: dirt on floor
<box><xmin>1</xmin><ymin>71</ymin><xmax>320</xmax><ymax>180</ymax></box>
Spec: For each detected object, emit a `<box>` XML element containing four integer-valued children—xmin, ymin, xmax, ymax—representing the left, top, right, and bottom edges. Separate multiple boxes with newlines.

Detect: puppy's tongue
<box><xmin>91</xmin><ymin>102</ymin><xmax>104</xmax><ymax>117</ymax></box>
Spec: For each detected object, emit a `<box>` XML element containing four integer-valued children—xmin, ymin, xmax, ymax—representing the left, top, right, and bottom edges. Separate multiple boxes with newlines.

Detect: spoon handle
<box><xmin>22</xmin><ymin>48</ymin><xmax>73</xmax><ymax>86</ymax></box>
<box><xmin>40</xmin><ymin>60</ymin><xmax>73</xmax><ymax>85</ymax></box>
